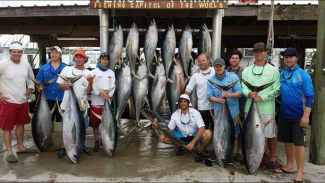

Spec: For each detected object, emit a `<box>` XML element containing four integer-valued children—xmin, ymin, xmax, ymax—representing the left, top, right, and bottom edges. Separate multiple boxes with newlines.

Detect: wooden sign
<box><xmin>90</xmin><ymin>0</ymin><xmax>228</xmax><ymax>9</ymax></box>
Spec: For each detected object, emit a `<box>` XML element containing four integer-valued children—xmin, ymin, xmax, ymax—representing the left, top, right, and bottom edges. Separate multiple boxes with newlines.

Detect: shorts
<box><xmin>277</xmin><ymin>117</ymin><xmax>306</xmax><ymax>146</ymax></box>
<box><xmin>0</xmin><ymin>102</ymin><xmax>30</xmax><ymax>130</ymax></box>
<box><xmin>48</xmin><ymin>100</ymin><xmax>62</xmax><ymax>122</ymax></box>
<box><xmin>172</xmin><ymin>130</ymin><xmax>202</xmax><ymax>144</ymax></box>
<box><xmin>234</xmin><ymin>124</ymin><xmax>241</xmax><ymax>135</ymax></box>
<box><xmin>245</xmin><ymin>113</ymin><xmax>276</xmax><ymax>138</ymax></box>
<box><xmin>89</xmin><ymin>105</ymin><xmax>104</xmax><ymax>128</ymax></box>
<box><xmin>198</xmin><ymin>110</ymin><xmax>214</xmax><ymax>131</ymax></box>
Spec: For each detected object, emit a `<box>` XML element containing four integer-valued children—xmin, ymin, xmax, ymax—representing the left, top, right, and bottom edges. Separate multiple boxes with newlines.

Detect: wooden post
<box><xmin>38</xmin><ymin>42</ymin><xmax>47</xmax><ymax>66</ymax></box>
<box><xmin>309</xmin><ymin>0</ymin><xmax>325</xmax><ymax>165</ymax></box>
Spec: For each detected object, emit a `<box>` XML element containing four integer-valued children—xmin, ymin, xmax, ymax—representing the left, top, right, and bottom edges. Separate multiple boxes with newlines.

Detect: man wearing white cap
<box><xmin>0</xmin><ymin>42</ymin><xmax>37</xmax><ymax>163</ymax></box>
<box><xmin>153</xmin><ymin>94</ymin><xmax>212</xmax><ymax>162</ymax></box>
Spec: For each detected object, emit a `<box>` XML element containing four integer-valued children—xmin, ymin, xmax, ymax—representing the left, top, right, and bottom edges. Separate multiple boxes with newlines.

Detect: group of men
<box><xmin>0</xmin><ymin>42</ymin><xmax>314</xmax><ymax>183</ymax></box>
<box><xmin>153</xmin><ymin>42</ymin><xmax>314</xmax><ymax>183</ymax></box>
<box><xmin>0</xmin><ymin>43</ymin><xmax>116</xmax><ymax>162</ymax></box>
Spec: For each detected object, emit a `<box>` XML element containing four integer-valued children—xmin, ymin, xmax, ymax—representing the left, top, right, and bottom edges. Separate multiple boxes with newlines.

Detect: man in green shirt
<box><xmin>241</xmin><ymin>42</ymin><xmax>281</xmax><ymax>171</ymax></box>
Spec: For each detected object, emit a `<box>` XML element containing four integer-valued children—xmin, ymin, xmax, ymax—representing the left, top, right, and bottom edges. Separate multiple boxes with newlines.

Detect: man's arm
<box><xmin>259</xmin><ymin>69</ymin><xmax>281</xmax><ymax>101</ymax></box>
<box><xmin>185</xmin><ymin>74</ymin><xmax>196</xmax><ymax>95</ymax></box>
<box><xmin>26</xmin><ymin>66</ymin><xmax>35</xmax><ymax>100</ymax></box>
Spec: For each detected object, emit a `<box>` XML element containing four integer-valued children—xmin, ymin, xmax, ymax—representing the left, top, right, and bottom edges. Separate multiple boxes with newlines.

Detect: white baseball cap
<box><xmin>176</xmin><ymin>94</ymin><xmax>193</xmax><ymax>107</ymax></box>
<box><xmin>50</xmin><ymin>46</ymin><xmax>62</xmax><ymax>53</ymax></box>
<box><xmin>9</xmin><ymin>43</ymin><xmax>23</xmax><ymax>51</ymax></box>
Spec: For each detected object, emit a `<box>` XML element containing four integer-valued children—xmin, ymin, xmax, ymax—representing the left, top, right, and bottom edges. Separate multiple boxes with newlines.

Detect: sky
<box><xmin>0</xmin><ymin>0</ymin><xmax>319</xmax><ymax>48</ymax></box>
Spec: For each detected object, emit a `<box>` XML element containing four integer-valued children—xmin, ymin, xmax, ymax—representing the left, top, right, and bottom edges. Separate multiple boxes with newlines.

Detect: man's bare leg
<box><xmin>3</xmin><ymin>130</ymin><xmax>13</xmax><ymax>155</ymax></box>
<box><xmin>15</xmin><ymin>125</ymin><xmax>26</xmax><ymax>152</ymax></box>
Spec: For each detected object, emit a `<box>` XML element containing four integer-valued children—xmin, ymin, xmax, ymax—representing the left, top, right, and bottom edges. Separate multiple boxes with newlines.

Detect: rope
<box><xmin>266</xmin><ymin>0</ymin><xmax>275</xmax><ymax>63</ymax></box>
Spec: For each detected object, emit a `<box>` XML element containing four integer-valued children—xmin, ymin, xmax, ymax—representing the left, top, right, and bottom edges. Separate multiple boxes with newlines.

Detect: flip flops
<box><xmin>274</xmin><ymin>168</ymin><xmax>295</xmax><ymax>174</ymax></box>
<box><xmin>17</xmin><ymin>148</ymin><xmax>38</xmax><ymax>154</ymax></box>
<box><xmin>293</xmin><ymin>180</ymin><xmax>304</xmax><ymax>183</ymax></box>
<box><xmin>6</xmin><ymin>154</ymin><xmax>18</xmax><ymax>163</ymax></box>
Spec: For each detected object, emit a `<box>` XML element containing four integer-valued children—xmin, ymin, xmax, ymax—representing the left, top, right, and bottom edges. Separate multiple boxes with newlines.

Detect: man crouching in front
<box><xmin>152</xmin><ymin>94</ymin><xmax>212</xmax><ymax>162</ymax></box>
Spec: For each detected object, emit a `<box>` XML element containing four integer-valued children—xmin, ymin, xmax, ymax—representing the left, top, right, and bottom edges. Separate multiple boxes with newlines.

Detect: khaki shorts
<box><xmin>245</xmin><ymin>113</ymin><xmax>276</xmax><ymax>138</ymax></box>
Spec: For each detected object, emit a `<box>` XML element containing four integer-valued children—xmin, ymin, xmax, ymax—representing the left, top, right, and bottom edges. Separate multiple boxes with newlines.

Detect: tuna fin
<box><xmin>28</xmin><ymin>107</ymin><xmax>33</xmax><ymax>118</ymax></box>
<box><xmin>91</xmin><ymin>110</ymin><xmax>102</xmax><ymax>120</ymax></box>
<box><xmin>42</xmin><ymin>78</ymin><xmax>56</xmax><ymax>87</ymax></box>
<box><xmin>147</xmin><ymin>73</ymin><xmax>156</xmax><ymax>79</ymax></box>
<box><xmin>50</xmin><ymin>102</ymin><xmax>57</xmax><ymax>115</ymax></box>
<box><xmin>83</xmin><ymin>107</ymin><xmax>88</xmax><ymax>119</ymax></box>
<box><xmin>115</xmin><ymin>110</ymin><xmax>120</xmax><ymax>121</ymax></box>
<box><xmin>154</xmin><ymin>53</ymin><xmax>158</xmax><ymax>64</ymax></box>
<box><xmin>31</xmin><ymin>78</ymin><xmax>40</xmax><ymax>85</ymax></box>
<box><xmin>263</xmin><ymin>109</ymin><xmax>278</xmax><ymax>127</ymax></box>
<box><xmin>163</xmin><ymin>94</ymin><xmax>167</xmax><ymax>111</ymax></box>
<box><xmin>241</xmin><ymin>79</ymin><xmax>275</xmax><ymax>93</ymax></box>
<box><xmin>209</xmin><ymin>110</ymin><xmax>215</xmax><ymax>121</ymax></box>
<box><xmin>190</xmin><ymin>56</ymin><xmax>194</xmax><ymax>65</ymax></box>
<box><xmin>56</xmin><ymin>98</ymin><xmax>64</xmax><ymax>116</ymax></box>
<box><xmin>132</xmin><ymin>72</ymin><xmax>142</xmax><ymax>80</ymax></box>
<box><xmin>72</xmin><ymin>124</ymin><xmax>77</xmax><ymax>144</ymax></box>
<box><xmin>144</xmin><ymin>97</ymin><xmax>150</xmax><ymax>109</ymax></box>
<box><xmin>208</xmin><ymin>79</ymin><xmax>239</xmax><ymax>92</ymax></box>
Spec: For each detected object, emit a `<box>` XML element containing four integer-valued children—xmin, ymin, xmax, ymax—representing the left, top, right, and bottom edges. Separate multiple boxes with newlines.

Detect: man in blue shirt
<box><xmin>274</xmin><ymin>48</ymin><xmax>314</xmax><ymax>183</ymax></box>
<box><xmin>36</xmin><ymin>46</ymin><xmax>66</xmax><ymax>158</ymax></box>
<box><xmin>207</xmin><ymin>58</ymin><xmax>242</xmax><ymax>164</ymax></box>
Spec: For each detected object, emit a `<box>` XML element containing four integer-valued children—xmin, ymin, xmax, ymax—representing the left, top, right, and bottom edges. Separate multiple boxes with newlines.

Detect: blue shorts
<box><xmin>235</xmin><ymin>124</ymin><xmax>241</xmax><ymax>135</ymax></box>
<box><xmin>172</xmin><ymin>130</ymin><xmax>202</xmax><ymax>144</ymax></box>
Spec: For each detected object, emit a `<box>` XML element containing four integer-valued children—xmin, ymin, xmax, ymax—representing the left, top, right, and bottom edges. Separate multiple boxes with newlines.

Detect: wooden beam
<box><xmin>0</xmin><ymin>5</ymin><xmax>98</xmax><ymax>17</ymax></box>
<box><xmin>310</xmin><ymin>0</ymin><xmax>325</xmax><ymax>165</ymax></box>
<box><xmin>0</xmin><ymin>25</ymin><xmax>317</xmax><ymax>36</ymax></box>
<box><xmin>30</xmin><ymin>38</ymin><xmax>100</xmax><ymax>47</ymax></box>
<box><xmin>258</xmin><ymin>5</ymin><xmax>318</xmax><ymax>20</ymax></box>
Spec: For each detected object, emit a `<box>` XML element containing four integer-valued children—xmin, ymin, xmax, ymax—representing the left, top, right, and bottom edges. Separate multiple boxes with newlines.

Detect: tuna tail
<box><xmin>31</xmin><ymin>78</ymin><xmax>56</xmax><ymax>87</ymax></box>
<box><xmin>241</xmin><ymin>79</ymin><xmax>275</xmax><ymax>93</ymax></box>
<box><xmin>50</xmin><ymin>102</ymin><xmax>57</xmax><ymax>115</ymax></box>
<box><xmin>59</xmin><ymin>75</ymin><xmax>83</xmax><ymax>83</ymax></box>
<box><xmin>208</xmin><ymin>80</ymin><xmax>239</xmax><ymax>92</ymax></box>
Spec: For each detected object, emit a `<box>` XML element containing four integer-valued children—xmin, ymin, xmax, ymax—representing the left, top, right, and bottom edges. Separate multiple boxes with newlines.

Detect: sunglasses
<box><xmin>11</xmin><ymin>41</ymin><xmax>22</xmax><ymax>45</ymax></box>
<box><xmin>100</xmin><ymin>52</ymin><xmax>109</xmax><ymax>58</ymax></box>
<box><xmin>252</xmin><ymin>64</ymin><xmax>265</xmax><ymax>76</ymax></box>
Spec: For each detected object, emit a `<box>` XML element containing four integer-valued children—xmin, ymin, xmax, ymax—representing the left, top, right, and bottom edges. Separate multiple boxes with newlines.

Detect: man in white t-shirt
<box><xmin>153</xmin><ymin>94</ymin><xmax>212</xmax><ymax>162</ymax></box>
<box><xmin>0</xmin><ymin>43</ymin><xmax>37</xmax><ymax>163</ymax></box>
<box><xmin>56</xmin><ymin>49</ymin><xmax>94</xmax><ymax>157</ymax></box>
<box><xmin>89</xmin><ymin>52</ymin><xmax>115</xmax><ymax>152</ymax></box>
<box><xmin>185</xmin><ymin>53</ymin><xmax>215</xmax><ymax>130</ymax></box>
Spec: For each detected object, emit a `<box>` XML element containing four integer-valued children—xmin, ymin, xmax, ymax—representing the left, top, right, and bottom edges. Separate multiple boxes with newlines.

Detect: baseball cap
<box><xmin>99</xmin><ymin>52</ymin><xmax>109</xmax><ymax>59</ymax></box>
<box><xmin>9</xmin><ymin>42</ymin><xmax>23</xmax><ymax>51</ymax></box>
<box><xmin>213</xmin><ymin>58</ymin><xmax>225</xmax><ymax>66</ymax></box>
<box><xmin>252</xmin><ymin>42</ymin><xmax>266</xmax><ymax>52</ymax></box>
<box><xmin>74</xmin><ymin>49</ymin><xmax>86</xmax><ymax>58</ymax></box>
<box><xmin>176</xmin><ymin>94</ymin><xmax>193</xmax><ymax>107</ymax></box>
<box><xmin>281</xmin><ymin>47</ymin><xmax>299</xmax><ymax>57</ymax></box>
<box><xmin>50</xmin><ymin>46</ymin><xmax>62</xmax><ymax>54</ymax></box>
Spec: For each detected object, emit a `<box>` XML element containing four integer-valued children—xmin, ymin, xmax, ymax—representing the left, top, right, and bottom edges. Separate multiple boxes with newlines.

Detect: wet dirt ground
<box><xmin>0</xmin><ymin>120</ymin><xmax>324</xmax><ymax>182</ymax></box>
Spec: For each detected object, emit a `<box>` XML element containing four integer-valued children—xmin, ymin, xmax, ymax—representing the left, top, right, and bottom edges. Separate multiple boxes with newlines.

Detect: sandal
<box><xmin>266</xmin><ymin>161</ymin><xmax>276</xmax><ymax>171</ymax></box>
<box><xmin>274</xmin><ymin>168</ymin><xmax>295</xmax><ymax>174</ymax></box>
<box><xmin>293</xmin><ymin>180</ymin><xmax>304</xmax><ymax>183</ymax></box>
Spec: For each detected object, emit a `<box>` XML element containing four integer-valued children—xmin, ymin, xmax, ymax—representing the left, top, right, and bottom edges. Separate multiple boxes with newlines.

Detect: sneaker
<box><xmin>83</xmin><ymin>146</ymin><xmax>92</xmax><ymax>155</ymax></box>
<box><xmin>227</xmin><ymin>159</ymin><xmax>235</xmax><ymax>165</ymax></box>
<box><xmin>235</xmin><ymin>153</ymin><xmax>244</xmax><ymax>162</ymax></box>
<box><xmin>6</xmin><ymin>154</ymin><xmax>18</xmax><ymax>163</ymax></box>
<box><xmin>57</xmin><ymin>148</ymin><xmax>66</xmax><ymax>158</ymax></box>
<box><xmin>195</xmin><ymin>153</ymin><xmax>204</xmax><ymax>162</ymax></box>
<box><xmin>93</xmin><ymin>141</ymin><xmax>100</xmax><ymax>152</ymax></box>
<box><xmin>175</xmin><ymin>147</ymin><xmax>185</xmax><ymax>156</ymax></box>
